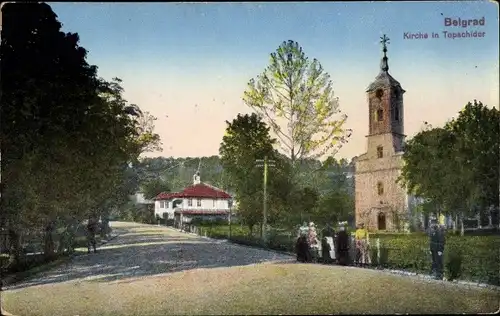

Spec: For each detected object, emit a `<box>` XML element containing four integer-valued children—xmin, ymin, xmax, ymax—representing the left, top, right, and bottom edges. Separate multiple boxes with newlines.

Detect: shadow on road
<box><xmin>4</xmin><ymin>224</ymin><xmax>294</xmax><ymax>291</ymax></box>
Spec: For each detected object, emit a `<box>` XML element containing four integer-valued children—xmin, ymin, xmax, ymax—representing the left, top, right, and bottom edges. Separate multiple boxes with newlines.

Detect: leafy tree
<box><xmin>446</xmin><ymin>100</ymin><xmax>499</xmax><ymax>210</ymax></box>
<box><xmin>314</xmin><ymin>189</ymin><xmax>354</xmax><ymax>226</ymax></box>
<box><xmin>399</xmin><ymin>100</ymin><xmax>500</xmax><ymax>235</ymax></box>
<box><xmin>219</xmin><ymin>113</ymin><xmax>277</xmax><ymax>234</ymax></box>
<box><xmin>134</xmin><ymin>110</ymin><xmax>162</xmax><ymax>153</ymax></box>
<box><xmin>243</xmin><ymin>40</ymin><xmax>352</xmax><ymax>171</ymax></box>
<box><xmin>1</xmin><ymin>2</ymin><xmax>107</xmax><ymax>262</ymax></box>
<box><xmin>141</xmin><ymin>178</ymin><xmax>171</xmax><ymax>201</ymax></box>
<box><xmin>0</xmin><ymin>3</ymin><xmax>153</xmax><ymax>261</ymax></box>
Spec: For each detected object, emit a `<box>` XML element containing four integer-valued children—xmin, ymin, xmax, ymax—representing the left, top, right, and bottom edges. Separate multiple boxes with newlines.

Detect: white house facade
<box><xmin>154</xmin><ymin>172</ymin><xmax>233</xmax><ymax>226</ymax></box>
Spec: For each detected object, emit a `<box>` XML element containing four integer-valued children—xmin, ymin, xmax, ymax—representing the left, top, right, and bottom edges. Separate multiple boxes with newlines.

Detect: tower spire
<box><xmin>380</xmin><ymin>34</ymin><xmax>390</xmax><ymax>73</ymax></box>
<box><xmin>193</xmin><ymin>159</ymin><xmax>202</xmax><ymax>185</ymax></box>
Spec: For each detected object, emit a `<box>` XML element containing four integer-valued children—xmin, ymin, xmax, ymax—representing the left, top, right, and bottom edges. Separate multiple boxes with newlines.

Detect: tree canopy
<box><xmin>219</xmin><ymin>113</ymin><xmax>279</xmax><ymax>233</ymax></box>
<box><xmin>243</xmin><ymin>40</ymin><xmax>352</xmax><ymax>169</ymax></box>
<box><xmin>399</xmin><ymin>100</ymin><xmax>499</xmax><ymax>232</ymax></box>
<box><xmin>0</xmin><ymin>3</ymin><xmax>160</xmax><ymax>262</ymax></box>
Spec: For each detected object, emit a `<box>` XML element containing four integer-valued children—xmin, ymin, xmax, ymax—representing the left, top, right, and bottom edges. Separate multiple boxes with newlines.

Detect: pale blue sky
<box><xmin>49</xmin><ymin>2</ymin><xmax>499</xmax><ymax>160</ymax></box>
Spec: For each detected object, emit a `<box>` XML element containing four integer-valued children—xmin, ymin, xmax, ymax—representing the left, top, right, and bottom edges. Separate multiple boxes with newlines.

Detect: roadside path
<box><xmin>2</xmin><ymin>221</ymin><xmax>293</xmax><ymax>291</ymax></box>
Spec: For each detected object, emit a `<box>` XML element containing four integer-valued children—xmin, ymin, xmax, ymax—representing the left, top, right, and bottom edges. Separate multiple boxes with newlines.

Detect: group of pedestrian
<box><xmin>295</xmin><ymin>218</ymin><xmax>447</xmax><ymax>280</ymax></box>
<box><xmin>295</xmin><ymin>221</ymin><xmax>351</xmax><ymax>265</ymax></box>
<box><xmin>295</xmin><ymin>222</ymin><xmax>319</xmax><ymax>263</ymax></box>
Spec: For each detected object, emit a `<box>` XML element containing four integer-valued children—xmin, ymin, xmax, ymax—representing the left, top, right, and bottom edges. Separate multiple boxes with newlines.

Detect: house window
<box><xmin>377</xmin><ymin>146</ymin><xmax>383</xmax><ymax>158</ymax></box>
<box><xmin>188</xmin><ymin>199</ymin><xmax>193</xmax><ymax>207</ymax></box>
<box><xmin>376</xmin><ymin>109</ymin><xmax>383</xmax><ymax>121</ymax></box>
<box><xmin>377</xmin><ymin>182</ymin><xmax>384</xmax><ymax>195</ymax></box>
<box><xmin>160</xmin><ymin>201</ymin><xmax>165</xmax><ymax>208</ymax></box>
<box><xmin>166</xmin><ymin>201</ymin><xmax>169</xmax><ymax>209</ymax></box>
<box><xmin>197</xmin><ymin>199</ymin><xmax>201</xmax><ymax>207</ymax></box>
<box><xmin>375</xmin><ymin>89</ymin><xmax>384</xmax><ymax>99</ymax></box>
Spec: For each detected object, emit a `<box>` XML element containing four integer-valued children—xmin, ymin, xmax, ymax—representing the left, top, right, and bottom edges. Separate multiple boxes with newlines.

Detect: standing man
<box><xmin>428</xmin><ymin>219</ymin><xmax>446</xmax><ymax>280</ymax></box>
<box><xmin>87</xmin><ymin>215</ymin><xmax>98</xmax><ymax>254</ymax></box>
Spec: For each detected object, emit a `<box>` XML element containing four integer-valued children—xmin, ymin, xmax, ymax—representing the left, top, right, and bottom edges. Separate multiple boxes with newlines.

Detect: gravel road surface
<box><xmin>3</xmin><ymin>221</ymin><xmax>294</xmax><ymax>291</ymax></box>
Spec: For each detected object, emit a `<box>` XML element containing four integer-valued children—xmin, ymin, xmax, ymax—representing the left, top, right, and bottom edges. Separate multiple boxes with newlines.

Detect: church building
<box><xmin>355</xmin><ymin>35</ymin><xmax>409</xmax><ymax>231</ymax></box>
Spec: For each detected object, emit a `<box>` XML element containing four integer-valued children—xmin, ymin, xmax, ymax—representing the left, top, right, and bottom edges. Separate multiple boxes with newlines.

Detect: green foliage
<box><xmin>373</xmin><ymin>233</ymin><xmax>500</xmax><ymax>285</ymax></box>
<box><xmin>219</xmin><ymin>113</ymin><xmax>280</xmax><ymax>230</ymax></box>
<box><xmin>0</xmin><ymin>3</ymin><xmax>160</xmax><ymax>263</ymax></box>
<box><xmin>445</xmin><ymin>246</ymin><xmax>463</xmax><ymax>281</ymax></box>
<box><xmin>141</xmin><ymin>178</ymin><xmax>171</xmax><ymax>201</ymax></box>
<box><xmin>243</xmin><ymin>40</ymin><xmax>351</xmax><ymax>166</ymax></box>
<box><xmin>134</xmin><ymin>110</ymin><xmax>162</xmax><ymax>153</ymax></box>
<box><xmin>135</xmin><ymin>156</ymin><xmax>225</xmax><ymax>192</ymax></box>
<box><xmin>314</xmin><ymin>189</ymin><xmax>354</xmax><ymax>226</ymax></box>
<box><xmin>400</xmin><ymin>100</ymin><xmax>500</xmax><ymax>226</ymax></box>
<box><xmin>116</xmin><ymin>203</ymin><xmax>155</xmax><ymax>224</ymax></box>
<box><xmin>446</xmin><ymin>101</ymin><xmax>499</xmax><ymax>209</ymax></box>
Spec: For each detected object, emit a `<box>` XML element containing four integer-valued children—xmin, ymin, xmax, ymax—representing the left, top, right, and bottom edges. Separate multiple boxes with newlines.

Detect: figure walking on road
<box><xmin>87</xmin><ymin>216</ymin><xmax>98</xmax><ymax>254</ymax></box>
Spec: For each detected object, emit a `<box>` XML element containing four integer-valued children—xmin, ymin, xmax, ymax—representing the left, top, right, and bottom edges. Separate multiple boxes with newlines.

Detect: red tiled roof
<box><xmin>155</xmin><ymin>183</ymin><xmax>231</xmax><ymax>200</ymax></box>
<box><xmin>174</xmin><ymin>209</ymin><xmax>229</xmax><ymax>215</ymax></box>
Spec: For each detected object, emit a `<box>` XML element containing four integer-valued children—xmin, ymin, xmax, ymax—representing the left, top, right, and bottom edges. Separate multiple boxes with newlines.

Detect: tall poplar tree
<box><xmin>243</xmin><ymin>40</ymin><xmax>352</xmax><ymax>172</ymax></box>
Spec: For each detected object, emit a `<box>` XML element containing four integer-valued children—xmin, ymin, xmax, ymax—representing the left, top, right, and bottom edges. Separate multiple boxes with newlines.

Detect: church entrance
<box><xmin>377</xmin><ymin>212</ymin><xmax>387</xmax><ymax>231</ymax></box>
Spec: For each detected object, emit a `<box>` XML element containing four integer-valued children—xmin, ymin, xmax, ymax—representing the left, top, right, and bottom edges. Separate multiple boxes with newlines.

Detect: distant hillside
<box><xmin>134</xmin><ymin>155</ymin><xmax>355</xmax><ymax>196</ymax></box>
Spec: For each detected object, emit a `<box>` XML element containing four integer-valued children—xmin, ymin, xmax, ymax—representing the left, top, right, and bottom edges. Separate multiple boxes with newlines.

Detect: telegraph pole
<box><xmin>255</xmin><ymin>156</ymin><xmax>275</xmax><ymax>244</ymax></box>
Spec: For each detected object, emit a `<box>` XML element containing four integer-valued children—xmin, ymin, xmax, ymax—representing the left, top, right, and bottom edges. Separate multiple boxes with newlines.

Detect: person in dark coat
<box><xmin>335</xmin><ymin>225</ymin><xmax>350</xmax><ymax>266</ymax></box>
<box><xmin>296</xmin><ymin>234</ymin><xmax>310</xmax><ymax>262</ymax></box>
<box><xmin>428</xmin><ymin>219</ymin><xmax>446</xmax><ymax>279</ymax></box>
<box><xmin>87</xmin><ymin>216</ymin><xmax>99</xmax><ymax>254</ymax></box>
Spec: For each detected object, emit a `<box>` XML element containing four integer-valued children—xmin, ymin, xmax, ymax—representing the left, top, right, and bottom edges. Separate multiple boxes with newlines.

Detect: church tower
<box><xmin>355</xmin><ymin>35</ymin><xmax>409</xmax><ymax>231</ymax></box>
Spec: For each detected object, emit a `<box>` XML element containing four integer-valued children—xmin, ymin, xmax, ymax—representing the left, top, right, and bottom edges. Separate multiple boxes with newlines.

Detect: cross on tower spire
<box><xmin>380</xmin><ymin>34</ymin><xmax>390</xmax><ymax>72</ymax></box>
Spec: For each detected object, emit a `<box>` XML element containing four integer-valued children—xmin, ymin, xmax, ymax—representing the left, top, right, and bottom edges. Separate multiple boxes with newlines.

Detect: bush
<box><xmin>266</xmin><ymin>234</ymin><xmax>294</xmax><ymax>253</ymax></box>
<box><xmin>445</xmin><ymin>247</ymin><xmax>463</xmax><ymax>281</ymax></box>
<box><xmin>369</xmin><ymin>245</ymin><xmax>389</xmax><ymax>267</ymax></box>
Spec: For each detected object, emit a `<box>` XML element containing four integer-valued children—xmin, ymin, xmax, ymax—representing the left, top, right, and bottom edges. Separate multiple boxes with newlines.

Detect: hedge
<box><xmin>372</xmin><ymin>233</ymin><xmax>500</xmax><ymax>285</ymax></box>
<box><xmin>186</xmin><ymin>223</ymin><xmax>500</xmax><ymax>286</ymax></box>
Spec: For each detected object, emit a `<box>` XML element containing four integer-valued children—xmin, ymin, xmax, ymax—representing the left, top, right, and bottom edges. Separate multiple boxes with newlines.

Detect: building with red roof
<box><xmin>154</xmin><ymin>171</ymin><xmax>233</xmax><ymax>226</ymax></box>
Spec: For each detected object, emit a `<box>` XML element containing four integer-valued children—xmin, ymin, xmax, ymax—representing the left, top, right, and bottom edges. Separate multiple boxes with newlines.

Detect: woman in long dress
<box><xmin>307</xmin><ymin>222</ymin><xmax>319</xmax><ymax>262</ymax></box>
<box><xmin>295</xmin><ymin>225</ymin><xmax>309</xmax><ymax>262</ymax></box>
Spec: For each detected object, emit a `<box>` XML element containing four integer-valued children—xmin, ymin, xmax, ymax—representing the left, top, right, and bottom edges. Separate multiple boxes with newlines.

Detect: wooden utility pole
<box><xmin>255</xmin><ymin>156</ymin><xmax>275</xmax><ymax>244</ymax></box>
